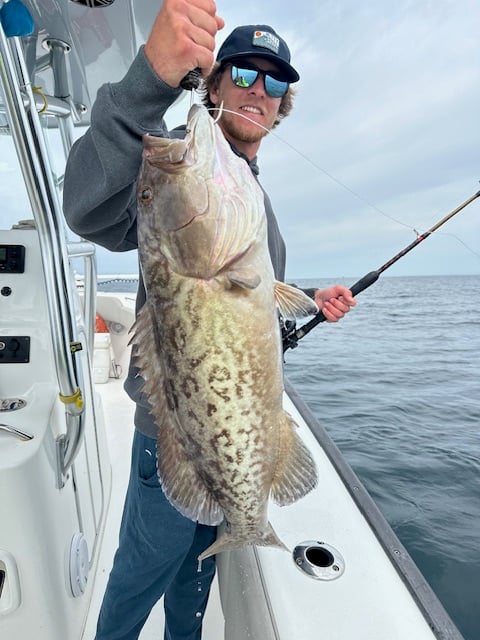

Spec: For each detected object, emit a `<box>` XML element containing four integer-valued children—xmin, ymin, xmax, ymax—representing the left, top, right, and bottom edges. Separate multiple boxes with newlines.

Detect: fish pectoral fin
<box><xmin>226</xmin><ymin>267</ymin><xmax>261</xmax><ymax>290</ymax></box>
<box><xmin>157</xmin><ymin>426</ymin><xmax>224</xmax><ymax>526</ymax></box>
<box><xmin>270</xmin><ymin>412</ymin><xmax>318</xmax><ymax>506</ymax></box>
<box><xmin>274</xmin><ymin>281</ymin><xmax>319</xmax><ymax>320</ymax></box>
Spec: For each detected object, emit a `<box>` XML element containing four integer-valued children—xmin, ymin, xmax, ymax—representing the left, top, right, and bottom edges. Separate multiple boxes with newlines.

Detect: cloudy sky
<box><xmin>2</xmin><ymin>0</ymin><xmax>479</xmax><ymax>281</ymax></box>
<box><xmin>211</xmin><ymin>0</ymin><xmax>480</xmax><ymax>280</ymax></box>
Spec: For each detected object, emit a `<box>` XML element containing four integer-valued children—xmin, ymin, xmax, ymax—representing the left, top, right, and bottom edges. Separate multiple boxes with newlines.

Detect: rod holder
<box><xmin>293</xmin><ymin>540</ymin><xmax>345</xmax><ymax>580</ymax></box>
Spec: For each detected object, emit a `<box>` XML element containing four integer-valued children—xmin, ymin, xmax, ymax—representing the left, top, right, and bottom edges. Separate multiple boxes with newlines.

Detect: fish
<box><xmin>132</xmin><ymin>103</ymin><xmax>318</xmax><ymax>561</ymax></box>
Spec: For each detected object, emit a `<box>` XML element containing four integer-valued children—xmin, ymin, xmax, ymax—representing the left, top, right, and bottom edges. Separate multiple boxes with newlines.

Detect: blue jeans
<box><xmin>95</xmin><ymin>430</ymin><xmax>217</xmax><ymax>640</ymax></box>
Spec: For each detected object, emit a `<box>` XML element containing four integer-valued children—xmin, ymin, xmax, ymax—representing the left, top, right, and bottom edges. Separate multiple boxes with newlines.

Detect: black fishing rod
<box><xmin>283</xmin><ymin>188</ymin><xmax>480</xmax><ymax>352</ymax></box>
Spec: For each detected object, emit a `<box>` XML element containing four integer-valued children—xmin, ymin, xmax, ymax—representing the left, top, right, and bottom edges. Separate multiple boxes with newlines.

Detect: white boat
<box><xmin>0</xmin><ymin>2</ymin><xmax>464</xmax><ymax>638</ymax></box>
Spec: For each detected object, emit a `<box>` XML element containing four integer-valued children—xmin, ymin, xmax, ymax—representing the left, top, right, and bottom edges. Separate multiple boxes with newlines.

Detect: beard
<box><xmin>218</xmin><ymin>109</ymin><xmax>269</xmax><ymax>145</ymax></box>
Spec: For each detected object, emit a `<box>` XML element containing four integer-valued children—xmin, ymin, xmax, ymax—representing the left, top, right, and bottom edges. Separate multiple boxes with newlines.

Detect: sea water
<box><xmin>284</xmin><ymin>274</ymin><xmax>480</xmax><ymax>640</ymax></box>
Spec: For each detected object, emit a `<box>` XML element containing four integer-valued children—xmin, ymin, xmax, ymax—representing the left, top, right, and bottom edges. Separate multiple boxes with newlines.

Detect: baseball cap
<box><xmin>216</xmin><ymin>25</ymin><xmax>300</xmax><ymax>83</ymax></box>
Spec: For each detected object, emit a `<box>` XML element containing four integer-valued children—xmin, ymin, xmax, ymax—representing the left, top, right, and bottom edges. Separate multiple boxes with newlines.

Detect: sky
<box><xmin>1</xmin><ymin>0</ymin><xmax>479</xmax><ymax>280</ymax></box>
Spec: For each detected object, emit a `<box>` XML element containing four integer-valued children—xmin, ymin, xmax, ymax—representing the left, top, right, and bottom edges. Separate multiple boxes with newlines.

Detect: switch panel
<box><xmin>0</xmin><ymin>336</ymin><xmax>30</xmax><ymax>363</ymax></box>
<box><xmin>0</xmin><ymin>245</ymin><xmax>25</xmax><ymax>273</ymax></box>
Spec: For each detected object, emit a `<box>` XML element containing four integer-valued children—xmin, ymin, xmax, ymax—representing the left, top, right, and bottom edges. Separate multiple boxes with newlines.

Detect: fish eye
<box><xmin>139</xmin><ymin>187</ymin><xmax>153</xmax><ymax>203</ymax></box>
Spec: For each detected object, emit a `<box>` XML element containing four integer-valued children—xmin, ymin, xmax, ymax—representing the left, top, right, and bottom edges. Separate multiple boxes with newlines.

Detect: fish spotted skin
<box><xmin>132</xmin><ymin>104</ymin><xmax>318</xmax><ymax>561</ymax></box>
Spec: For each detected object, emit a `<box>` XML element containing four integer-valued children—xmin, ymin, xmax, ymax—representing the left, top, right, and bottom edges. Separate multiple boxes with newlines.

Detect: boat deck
<box><xmin>77</xmin><ymin>291</ymin><xmax>463</xmax><ymax>640</ymax></box>
<box><xmin>0</xmin><ymin>281</ymin><xmax>462</xmax><ymax>640</ymax></box>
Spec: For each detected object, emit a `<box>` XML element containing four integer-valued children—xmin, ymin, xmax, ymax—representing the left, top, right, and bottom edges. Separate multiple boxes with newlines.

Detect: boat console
<box><xmin>0</xmin><ymin>225</ymin><xmax>111</xmax><ymax>637</ymax></box>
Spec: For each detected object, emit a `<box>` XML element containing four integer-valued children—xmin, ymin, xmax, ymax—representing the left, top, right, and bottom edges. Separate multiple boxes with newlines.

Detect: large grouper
<box><xmin>132</xmin><ymin>103</ymin><xmax>318</xmax><ymax>561</ymax></box>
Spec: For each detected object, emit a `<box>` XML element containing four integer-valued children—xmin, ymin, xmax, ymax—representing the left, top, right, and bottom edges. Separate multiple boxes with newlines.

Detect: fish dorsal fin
<box><xmin>129</xmin><ymin>303</ymin><xmax>176</xmax><ymax>425</ymax></box>
<box><xmin>270</xmin><ymin>411</ymin><xmax>318</xmax><ymax>505</ymax></box>
<box><xmin>130</xmin><ymin>303</ymin><xmax>224</xmax><ymax>526</ymax></box>
<box><xmin>274</xmin><ymin>281</ymin><xmax>318</xmax><ymax>320</ymax></box>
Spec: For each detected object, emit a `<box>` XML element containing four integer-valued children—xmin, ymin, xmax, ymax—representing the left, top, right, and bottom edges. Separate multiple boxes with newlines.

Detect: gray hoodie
<box><xmin>63</xmin><ymin>46</ymin><xmax>295</xmax><ymax>438</ymax></box>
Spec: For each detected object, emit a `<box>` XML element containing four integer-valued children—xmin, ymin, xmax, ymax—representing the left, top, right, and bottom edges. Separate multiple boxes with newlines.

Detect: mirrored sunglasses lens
<box><xmin>231</xmin><ymin>66</ymin><xmax>258</xmax><ymax>88</ymax></box>
<box><xmin>265</xmin><ymin>75</ymin><xmax>289</xmax><ymax>98</ymax></box>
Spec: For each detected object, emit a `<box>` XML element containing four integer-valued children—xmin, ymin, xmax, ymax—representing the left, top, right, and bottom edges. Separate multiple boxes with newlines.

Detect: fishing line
<box><xmin>208</xmin><ymin>106</ymin><xmax>480</xmax><ymax>257</ymax></box>
<box><xmin>208</xmin><ymin>107</ymin><xmax>422</xmax><ymax>233</ymax></box>
<box><xmin>282</xmin><ymin>188</ymin><xmax>480</xmax><ymax>352</ymax></box>
<box><xmin>212</xmin><ymin>100</ymin><xmax>224</xmax><ymax>124</ymax></box>
<box><xmin>204</xmin><ymin>106</ymin><xmax>480</xmax><ymax>348</ymax></box>
<box><xmin>433</xmin><ymin>232</ymin><xmax>480</xmax><ymax>260</ymax></box>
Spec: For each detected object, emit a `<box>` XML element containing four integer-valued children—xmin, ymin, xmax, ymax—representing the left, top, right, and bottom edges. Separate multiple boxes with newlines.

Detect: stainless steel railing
<box><xmin>0</xmin><ymin>27</ymin><xmax>96</xmax><ymax>488</ymax></box>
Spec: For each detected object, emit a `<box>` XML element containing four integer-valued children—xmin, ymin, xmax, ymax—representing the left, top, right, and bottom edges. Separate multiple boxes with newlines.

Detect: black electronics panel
<box><xmin>0</xmin><ymin>337</ymin><xmax>30</xmax><ymax>363</ymax></box>
<box><xmin>0</xmin><ymin>245</ymin><xmax>25</xmax><ymax>273</ymax></box>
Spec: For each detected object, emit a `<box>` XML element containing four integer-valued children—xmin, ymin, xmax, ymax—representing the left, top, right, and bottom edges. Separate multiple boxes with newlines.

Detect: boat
<box><xmin>0</xmin><ymin>2</ymin><xmax>464</xmax><ymax>638</ymax></box>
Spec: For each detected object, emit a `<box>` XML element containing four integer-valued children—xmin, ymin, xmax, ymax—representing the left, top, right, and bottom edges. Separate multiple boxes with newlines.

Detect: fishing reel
<box><xmin>69</xmin><ymin>0</ymin><xmax>116</xmax><ymax>7</ymax></box>
<box><xmin>280</xmin><ymin>317</ymin><xmax>300</xmax><ymax>352</ymax></box>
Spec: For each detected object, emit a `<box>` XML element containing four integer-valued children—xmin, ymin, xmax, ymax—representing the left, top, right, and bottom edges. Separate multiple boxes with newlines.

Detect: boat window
<box><xmin>0</xmin><ymin>81</ymin><xmax>73</xmax><ymax>232</ymax></box>
<box><xmin>0</xmin><ymin>129</ymin><xmax>31</xmax><ymax>231</ymax></box>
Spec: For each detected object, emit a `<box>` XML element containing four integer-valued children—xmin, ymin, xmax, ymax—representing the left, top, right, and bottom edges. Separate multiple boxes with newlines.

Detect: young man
<box><xmin>63</xmin><ymin>2</ymin><xmax>356</xmax><ymax>638</ymax></box>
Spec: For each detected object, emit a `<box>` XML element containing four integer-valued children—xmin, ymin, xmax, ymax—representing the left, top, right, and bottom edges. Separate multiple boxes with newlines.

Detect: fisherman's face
<box><xmin>209</xmin><ymin>57</ymin><xmax>283</xmax><ymax>159</ymax></box>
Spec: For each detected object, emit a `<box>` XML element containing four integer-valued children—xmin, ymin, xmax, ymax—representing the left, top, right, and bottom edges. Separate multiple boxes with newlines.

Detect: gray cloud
<box><xmin>244</xmin><ymin>0</ymin><xmax>480</xmax><ymax>278</ymax></box>
<box><xmin>2</xmin><ymin>0</ymin><xmax>478</xmax><ymax>278</ymax></box>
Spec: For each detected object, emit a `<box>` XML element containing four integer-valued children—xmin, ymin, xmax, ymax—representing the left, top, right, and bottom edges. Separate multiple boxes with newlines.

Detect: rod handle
<box><xmin>282</xmin><ymin>270</ymin><xmax>380</xmax><ymax>352</ymax></box>
<box><xmin>180</xmin><ymin>68</ymin><xmax>202</xmax><ymax>91</ymax></box>
<box><xmin>350</xmin><ymin>270</ymin><xmax>380</xmax><ymax>296</ymax></box>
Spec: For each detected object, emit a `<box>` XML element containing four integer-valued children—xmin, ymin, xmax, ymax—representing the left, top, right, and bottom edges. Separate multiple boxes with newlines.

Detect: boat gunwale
<box><xmin>284</xmin><ymin>378</ymin><xmax>464</xmax><ymax>640</ymax></box>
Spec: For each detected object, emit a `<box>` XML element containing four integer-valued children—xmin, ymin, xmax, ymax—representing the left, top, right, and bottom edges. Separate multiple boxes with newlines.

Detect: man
<box><xmin>63</xmin><ymin>2</ymin><xmax>356</xmax><ymax>638</ymax></box>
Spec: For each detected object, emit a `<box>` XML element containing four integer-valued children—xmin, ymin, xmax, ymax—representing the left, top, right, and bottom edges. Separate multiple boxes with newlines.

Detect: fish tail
<box><xmin>198</xmin><ymin>522</ymin><xmax>288</xmax><ymax>562</ymax></box>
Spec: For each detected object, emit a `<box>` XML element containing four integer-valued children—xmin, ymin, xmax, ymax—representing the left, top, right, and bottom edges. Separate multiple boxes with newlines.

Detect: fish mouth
<box><xmin>142</xmin><ymin>105</ymin><xmax>216</xmax><ymax>171</ymax></box>
<box><xmin>143</xmin><ymin>141</ymin><xmax>200</xmax><ymax>178</ymax></box>
<box><xmin>143</xmin><ymin>136</ymin><xmax>192</xmax><ymax>168</ymax></box>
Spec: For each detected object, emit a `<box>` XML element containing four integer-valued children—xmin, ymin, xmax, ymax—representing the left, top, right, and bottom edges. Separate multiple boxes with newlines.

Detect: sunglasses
<box><xmin>228</xmin><ymin>63</ymin><xmax>289</xmax><ymax>98</ymax></box>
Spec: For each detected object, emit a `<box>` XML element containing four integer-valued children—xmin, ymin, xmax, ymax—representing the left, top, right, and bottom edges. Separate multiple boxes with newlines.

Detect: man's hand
<box><xmin>314</xmin><ymin>285</ymin><xmax>356</xmax><ymax>323</ymax></box>
<box><xmin>144</xmin><ymin>0</ymin><xmax>224</xmax><ymax>88</ymax></box>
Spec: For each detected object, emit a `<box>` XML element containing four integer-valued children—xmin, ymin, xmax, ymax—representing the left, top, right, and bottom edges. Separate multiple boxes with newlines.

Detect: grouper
<box><xmin>132</xmin><ymin>103</ymin><xmax>318</xmax><ymax>561</ymax></box>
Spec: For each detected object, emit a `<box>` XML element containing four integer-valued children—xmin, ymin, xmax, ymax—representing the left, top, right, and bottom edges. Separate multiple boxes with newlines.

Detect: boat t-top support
<box><xmin>0</xmin><ymin>26</ymin><xmax>96</xmax><ymax>488</ymax></box>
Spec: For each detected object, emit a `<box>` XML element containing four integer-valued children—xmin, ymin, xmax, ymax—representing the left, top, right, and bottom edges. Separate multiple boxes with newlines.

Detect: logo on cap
<box><xmin>252</xmin><ymin>30</ymin><xmax>280</xmax><ymax>55</ymax></box>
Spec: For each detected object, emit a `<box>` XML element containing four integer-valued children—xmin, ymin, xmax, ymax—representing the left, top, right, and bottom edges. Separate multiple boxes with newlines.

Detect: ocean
<box><xmin>98</xmin><ymin>273</ymin><xmax>479</xmax><ymax>639</ymax></box>
<box><xmin>283</xmin><ymin>274</ymin><xmax>480</xmax><ymax>640</ymax></box>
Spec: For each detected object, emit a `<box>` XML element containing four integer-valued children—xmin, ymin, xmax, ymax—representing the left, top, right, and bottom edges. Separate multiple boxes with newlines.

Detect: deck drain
<box><xmin>292</xmin><ymin>540</ymin><xmax>345</xmax><ymax>580</ymax></box>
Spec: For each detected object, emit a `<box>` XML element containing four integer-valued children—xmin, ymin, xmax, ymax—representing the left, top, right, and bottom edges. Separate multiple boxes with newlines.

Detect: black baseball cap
<box><xmin>216</xmin><ymin>25</ymin><xmax>300</xmax><ymax>83</ymax></box>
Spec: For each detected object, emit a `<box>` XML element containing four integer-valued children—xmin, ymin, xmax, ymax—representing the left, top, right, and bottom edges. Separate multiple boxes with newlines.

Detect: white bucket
<box><xmin>92</xmin><ymin>333</ymin><xmax>111</xmax><ymax>384</ymax></box>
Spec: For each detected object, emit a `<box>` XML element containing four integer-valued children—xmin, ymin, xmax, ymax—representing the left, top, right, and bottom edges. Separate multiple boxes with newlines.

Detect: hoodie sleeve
<box><xmin>62</xmin><ymin>46</ymin><xmax>183</xmax><ymax>252</ymax></box>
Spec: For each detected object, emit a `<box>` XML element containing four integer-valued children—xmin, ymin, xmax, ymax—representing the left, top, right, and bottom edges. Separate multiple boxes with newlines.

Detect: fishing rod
<box><xmin>282</xmin><ymin>188</ymin><xmax>480</xmax><ymax>353</ymax></box>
